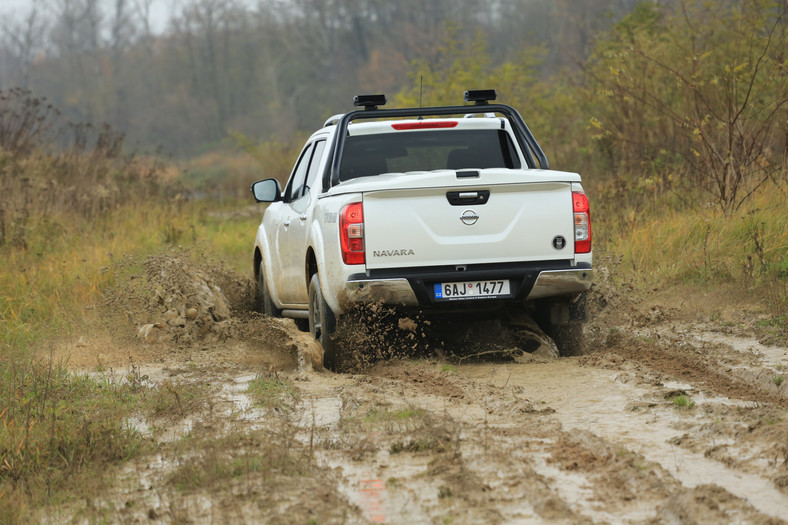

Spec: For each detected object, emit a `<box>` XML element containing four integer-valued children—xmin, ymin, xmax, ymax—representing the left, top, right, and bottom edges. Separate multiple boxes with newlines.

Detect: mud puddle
<box><xmin>321</xmin><ymin>450</ymin><xmax>437</xmax><ymax>524</ymax></box>
<box><xmin>282</xmin><ymin>353</ymin><xmax>785</xmax><ymax>523</ymax></box>
<box><xmin>455</xmin><ymin>361</ymin><xmax>788</xmax><ymax>521</ymax></box>
<box><xmin>692</xmin><ymin>329</ymin><xmax>788</xmax><ymax>370</ymax></box>
<box><xmin>637</xmin><ymin>323</ymin><xmax>788</xmax><ymax>370</ymax></box>
<box><xmin>77</xmin><ymin>339</ymin><xmax>787</xmax><ymax>524</ymax></box>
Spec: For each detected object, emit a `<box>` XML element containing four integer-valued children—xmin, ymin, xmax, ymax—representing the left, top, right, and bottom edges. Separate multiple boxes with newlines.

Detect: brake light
<box><xmin>391</xmin><ymin>121</ymin><xmax>458</xmax><ymax>130</ymax></box>
<box><xmin>572</xmin><ymin>191</ymin><xmax>591</xmax><ymax>254</ymax></box>
<box><xmin>340</xmin><ymin>203</ymin><xmax>365</xmax><ymax>264</ymax></box>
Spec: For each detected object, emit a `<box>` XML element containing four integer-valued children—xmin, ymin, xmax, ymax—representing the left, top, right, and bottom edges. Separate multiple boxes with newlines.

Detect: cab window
<box><xmin>303</xmin><ymin>140</ymin><xmax>327</xmax><ymax>197</ymax></box>
<box><xmin>284</xmin><ymin>143</ymin><xmax>313</xmax><ymax>203</ymax></box>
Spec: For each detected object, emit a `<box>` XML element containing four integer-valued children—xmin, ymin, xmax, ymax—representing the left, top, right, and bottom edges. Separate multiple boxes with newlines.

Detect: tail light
<box><xmin>340</xmin><ymin>202</ymin><xmax>365</xmax><ymax>264</ymax></box>
<box><xmin>572</xmin><ymin>191</ymin><xmax>591</xmax><ymax>254</ymax></box>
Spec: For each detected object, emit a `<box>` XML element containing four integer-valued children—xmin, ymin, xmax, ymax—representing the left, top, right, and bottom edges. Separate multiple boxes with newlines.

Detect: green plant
<box><xmin>247</xmin><ymin>375</ymin><xmax>299</xmax><ymax>410</ymax></box>
<box><xmin>363</xmin><ymin>407</ymin><xmax>426</xmax><ymax>424</ymax></box>
<box><xmin>760</xmin><ymin>414</ymin><xmax>781</xmax><ymax>425</ymax></box>
<box><xmin>670</xmin><ymin>394</ymin><xmax>696</xmax><ymax>409</ymax></box>
<box><xmin>0</xmin><ymin>353</ymin><xmax>148</xmax><ymax>520</ymax></box>
<box><xmin>390</xmin><ymin>439</ymin><xmax>437</xmax><ymax>454</ymax></box>
<box><xmin>773</xmin><ymin>375</ymin><xmax>783</xmax><ymax>387</ymax></box>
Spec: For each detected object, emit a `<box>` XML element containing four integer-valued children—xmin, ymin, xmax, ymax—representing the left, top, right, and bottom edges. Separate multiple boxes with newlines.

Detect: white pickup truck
<box><xmin>251</xmin><ymin>90</ymin><xmax>592</xmax><ymax>368</ymax></box>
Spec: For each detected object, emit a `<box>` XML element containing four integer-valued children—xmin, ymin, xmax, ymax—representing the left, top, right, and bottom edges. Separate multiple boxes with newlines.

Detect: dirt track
<box><xmin>50</xmin><ymin>253</ymin><xmax>788</xmax><ymax>524</ymax></box>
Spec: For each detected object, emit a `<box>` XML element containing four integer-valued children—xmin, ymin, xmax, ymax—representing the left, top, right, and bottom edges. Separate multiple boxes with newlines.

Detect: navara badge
<box><xmin>460</xmin><ymin>209</ymin><xmax>479</xmax><ymax>225</ymax></box>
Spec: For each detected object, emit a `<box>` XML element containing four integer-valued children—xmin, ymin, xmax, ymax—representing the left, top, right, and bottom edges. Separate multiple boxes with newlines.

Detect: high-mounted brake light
<box><xmin>340</xmin><ymin>203</ymin><xmax>365</xmax><ymax>264</ymax></box>
<box><xmin>391</xmin><ymin>121</ymin><xmax>459</xmax><ymax>130</ymax></box>
<box><xmin>572</xmin><ymin>191</ymin><xmax>591</xmax><ymax>254</ymax></box>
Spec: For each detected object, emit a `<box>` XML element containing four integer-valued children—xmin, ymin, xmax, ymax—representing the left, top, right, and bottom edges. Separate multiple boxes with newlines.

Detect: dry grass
<box><xmin>597</xmin><ymin>180</ymin><xmax>787</xmax><ymax>317</ymax></box>
<box><xmin>0</xmin><ymin>354</ymin><xmax>146</xmax><ymax>523</ymax></box>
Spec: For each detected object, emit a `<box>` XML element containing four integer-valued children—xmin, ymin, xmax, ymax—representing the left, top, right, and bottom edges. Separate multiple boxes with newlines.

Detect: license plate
<box><xmin>433</xmin><ymin>280</ymin><xmax>511</xmax><ymax>301</ymax></box>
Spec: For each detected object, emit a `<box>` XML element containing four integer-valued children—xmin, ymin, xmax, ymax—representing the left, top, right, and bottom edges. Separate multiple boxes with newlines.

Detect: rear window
<box><xmin>339</xmin><ymin>129</ymin><xmax>522</xmax><ymax>181</ymax></box>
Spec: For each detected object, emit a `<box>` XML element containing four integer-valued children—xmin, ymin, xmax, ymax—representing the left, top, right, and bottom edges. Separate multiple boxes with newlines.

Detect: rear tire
<box><xmin>293</xmin><ymin>318</ymin><xmax>309</xmax><ymax>332</ymax></box>
<box><xmin>255</xmin><ymin>261</ymin><xmax>281</xmax><ymax>317</ymax></box>
<box><xmin>537</xmin><ymin>294</ymin><xmax>586</xmax><ymax>357</ymax></box>
<box><xmin>549</xmin><ymin>321</ymin><xmax>584</xmax><ymax>357</ymax></box>
<box><xmin>308</xmin><ymin>273</ymin><xmax>339</xmax><ymax>370</ymax></box>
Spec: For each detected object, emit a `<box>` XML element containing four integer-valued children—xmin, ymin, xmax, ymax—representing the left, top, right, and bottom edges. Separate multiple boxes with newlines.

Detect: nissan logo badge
<box><xmin>552</xmin><ymin>236</ymin><xmax>566</xmax><ymax>250</ymax></box>
<box><xmin>460</xmin><ymin>209</ymin><xmax>479</xmax><ymax>225</ymax></box>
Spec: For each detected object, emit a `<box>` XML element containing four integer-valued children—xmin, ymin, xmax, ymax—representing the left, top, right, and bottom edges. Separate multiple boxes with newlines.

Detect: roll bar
<box><xmin>321</xmin><ymin>99</ymin><xmax>550</xmax><ymax>192</ymax></box>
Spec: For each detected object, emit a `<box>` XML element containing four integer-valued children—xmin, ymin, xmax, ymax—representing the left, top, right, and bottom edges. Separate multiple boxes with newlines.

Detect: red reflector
<box><xmin>391</xmin><ymin>121</ymin><xmax>458</xmax><ymax>130</ymax></box>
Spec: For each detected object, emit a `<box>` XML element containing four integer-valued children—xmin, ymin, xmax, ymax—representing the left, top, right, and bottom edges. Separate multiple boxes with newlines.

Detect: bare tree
<box><xmin>0</xmin><ymin>0</ymin><xmax>48</xmax><ymax>88</ymax></box>
<box><xmin>586</xmin><ymin>0</ymin><xmax>788</xmax><ymax>213</ymax></box>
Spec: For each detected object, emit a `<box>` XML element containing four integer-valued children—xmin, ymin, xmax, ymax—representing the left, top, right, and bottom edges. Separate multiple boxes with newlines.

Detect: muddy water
<box><xmin>693</xmin><ymin>330</ymin><xmax>788</xmax><ymax>370</ymax></box>
<box><xmin>73</xmin><ymin>328</ymin><xmax>787</xmax><ymax>523</ymax></box>
<box><xmin>645</xmin><ymin>325</ymin><xmax>788</xmax><ymax>370</ymax></box>
<box><xmin>528</xmin><ymin>448</ymin><xmax>655</xmax><ymax>523</ymax></box>
<box><xmin>455</xmin><ymin>360</ymin><xmax>788</xmax><ymax>521</ymax></box>
<box><xmin>320</xmin><ymin>450</ymin><xmax>439</xmax><ymax>525</ymax></box>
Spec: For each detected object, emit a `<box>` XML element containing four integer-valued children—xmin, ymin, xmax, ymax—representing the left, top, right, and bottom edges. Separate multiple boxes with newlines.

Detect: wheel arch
<box><xmin>306</xmin><ymin>247</ymin><xmax>318</xmax><ymax>290</ymax></box>
<box><xmin>254</xmin><ymin>247</ymin><xmax>263</xmax><ymax>278</ymax></box>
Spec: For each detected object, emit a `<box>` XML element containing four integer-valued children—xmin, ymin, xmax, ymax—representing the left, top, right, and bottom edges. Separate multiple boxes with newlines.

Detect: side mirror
<box><xmin>251</xmin><ymin>178</ymin><xmax>282</xmax><ymax>203</ymax></box>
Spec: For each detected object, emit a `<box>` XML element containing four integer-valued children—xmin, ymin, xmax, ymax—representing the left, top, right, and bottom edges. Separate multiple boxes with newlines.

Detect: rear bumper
<box><xmin>344</xmin><ymin>262</ymin><xmax>592</xmax><ymax>307</ymax></box>
<box><xmin>526</xmin><ymin>269</ymin><xmax>593</xmax><ymax>299</ymax></box>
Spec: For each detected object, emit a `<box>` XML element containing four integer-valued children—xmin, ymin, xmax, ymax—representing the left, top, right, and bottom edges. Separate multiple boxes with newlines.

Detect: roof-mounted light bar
<box><xmin>353</xmin><ymin>94</ymin><xmax>387</xmax><ymax>111</ymax></box>
<box><xmin>464</xmin><ymin>89</ymin><xmax>497</xmax><ymax>105</ymax></box>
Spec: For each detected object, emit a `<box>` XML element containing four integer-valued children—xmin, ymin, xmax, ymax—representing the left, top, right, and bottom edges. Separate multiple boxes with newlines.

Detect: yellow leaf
<box><xmin>733</xmin><ymin>62</ymin><xmax>749</xmax><ymax>73</ymax></box>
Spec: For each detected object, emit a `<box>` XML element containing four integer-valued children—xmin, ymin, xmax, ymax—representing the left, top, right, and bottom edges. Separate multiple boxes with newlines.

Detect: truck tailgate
<box><xmin>363</xmin><ymin>181</ymin><xmax>574</xmax><ymax>270</ymax></box>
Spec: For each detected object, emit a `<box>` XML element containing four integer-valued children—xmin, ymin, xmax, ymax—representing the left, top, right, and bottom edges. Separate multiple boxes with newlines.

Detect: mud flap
<box><xmin>548</xmin><ymin>293</ymin><xmax>587</xmax><ymax>325</ymax></box>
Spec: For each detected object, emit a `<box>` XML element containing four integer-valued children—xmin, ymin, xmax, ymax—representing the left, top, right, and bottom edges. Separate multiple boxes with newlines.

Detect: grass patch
<box><xmin>600</xmin><ymin>184</ymin><xmax>787</xmax><ymax>317</ymax></box>
<box><xmin>247</xmin><ymin>375</ymin><xmax>300</xmax><ymax>411</ymax></box>
<box><xmin>773</xmin><ymin>375</ymin><xmax>784</xmax><ymax>387</ymax></box>
<box><xmin>439</xmin><ymin>364</ymin><xmax>457</xmax><ymax>374</ymax></box>
<box><xmin>143</xmin><ymin>378</ymin><xmax>214</xmax><ymax>420</ymax></box>
<box><xmin>670</xmin><ymin>394</ymin><xmax>696</xmax><ymax>409</ymax></box>
<box><xmin>363</xmin><ymin>407</ymin><xmax>427</xmax><ymax>424</ymax></box>
<box><xmin>390</xmin><ymin>438</ymin><xmax>441</xmax><ymax>454</ymax></box>
<box><xmin>754</xmin><ymin>315</ymin><xmax>788</xmax><ymax>346</ymax></box>
<box><xmin>0</xmin><ymin>353</ymin><xmax>148</xmax><ymax>522</ymax></box>
<box><xmin>0</xmin><ymin>181</ymin><xmax>254</xmax><ymax>521</ymax></box>
<box><xmin>167</xmin><ymin>433</ymin><xmax>309</xmax><ymax>493</ymax></box>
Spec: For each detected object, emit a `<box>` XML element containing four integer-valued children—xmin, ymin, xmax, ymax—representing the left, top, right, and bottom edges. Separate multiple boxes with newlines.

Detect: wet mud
<box><xmin>45</xmin><ymin>252</ymin><xmax>788</xmax><ymax>523</ymax></box>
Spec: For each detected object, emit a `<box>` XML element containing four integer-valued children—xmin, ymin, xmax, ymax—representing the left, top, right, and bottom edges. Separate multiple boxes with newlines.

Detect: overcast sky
<box><xmin>0</xmin><ymin>0</ymin><xmax>174</xmax><ymax>33</ymax></box>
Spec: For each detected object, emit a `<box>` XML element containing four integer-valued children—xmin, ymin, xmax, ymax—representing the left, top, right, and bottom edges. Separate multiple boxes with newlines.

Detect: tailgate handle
<box><xmin>446</xmin><ymin>190</ymin><xmax>490</xmax><ymax>206</ymax></box>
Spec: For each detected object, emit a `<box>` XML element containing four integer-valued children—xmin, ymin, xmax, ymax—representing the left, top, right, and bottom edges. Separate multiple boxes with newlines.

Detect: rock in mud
<box><xmin>112</xmin><ymin>253</ymin><xmax>239</xmax><ymax>346</ymax></box>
